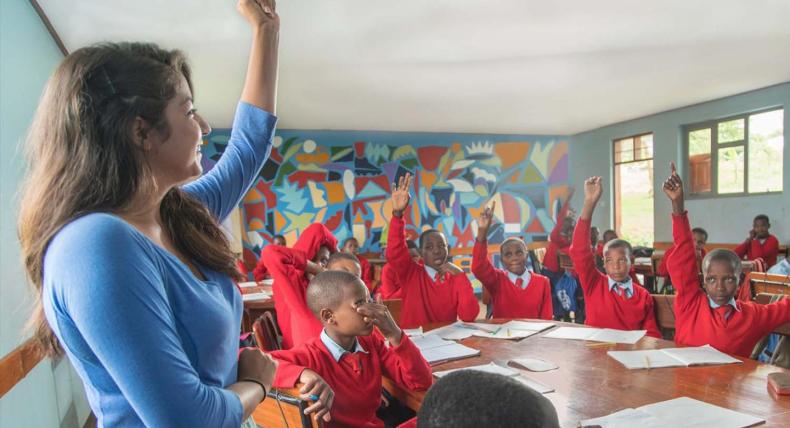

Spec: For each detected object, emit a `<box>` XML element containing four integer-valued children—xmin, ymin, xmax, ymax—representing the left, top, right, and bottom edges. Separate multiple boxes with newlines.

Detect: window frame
<box><xmin>682</xmin><ymin>106</ymin><xmax>784</xmax><ymax>199</ymax></box>
<box><xmin>612</xmin><ymin>132</ymin><xmax>654</xmax><ymax>240</ymax></box>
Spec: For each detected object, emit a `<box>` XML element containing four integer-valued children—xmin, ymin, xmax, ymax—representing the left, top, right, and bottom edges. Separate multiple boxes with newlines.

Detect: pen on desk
<box><xmin>491</xmin><ymin>327</ymin><xmax>502</xmax><ymax>335</ymax></box>
<box><xmin>644</xmin><ymin>355</ymin><xmax>651</xmax><ymax>370</ymax></box>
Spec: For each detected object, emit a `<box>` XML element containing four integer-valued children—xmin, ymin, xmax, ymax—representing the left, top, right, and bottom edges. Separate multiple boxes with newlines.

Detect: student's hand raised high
<box><xmin>391</xmin><ymin>173</ymin><xmax>413</xmax><ymax>217</ymax></box>
<box><xmin>662</xmin><ymin>162</ymin><xmax>685</xmax><ymax>214</ymax></box>
<box><xmin>583</xmin><ymin>177</ymin><xmax>603</xmax><ymax>204</ymax></box>
<box><xmin>237</xmin><ymin>0</ymin><xmax>279</xmax><ymax>29</ymax></box>
<box><xmin>298</xmin><ymin>369</ymin><xmax>334</xmax><ymax>422</ymax></box>
<box><xmin>355</xmin><ymin>296</ymin><xmax>402</xmax><ymax>346</ymax></box>
<box><xmin>477</xmin><ymin>201</ymin><xmax>496</xmax><ymax>237</ymax></box>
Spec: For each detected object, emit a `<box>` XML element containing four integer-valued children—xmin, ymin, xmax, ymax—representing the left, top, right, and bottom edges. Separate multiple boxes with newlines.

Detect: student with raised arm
<box><xmin>386</xmin><ymin>174</ymin><xmax>479</xmax><ymax>328</ymax></box>
<box><xmin>541</xmin><ymin>189</ymin><xmax>575</xmax><ymax>283</ymax></box>
<box><xmin>19</xmin><ymin>1</ymin><xmax>280</xmax><ymax>426</ymax></box>
<box><xmin>663</xmin><ymin>163</ymin><xmax>790</xmax><ymax>357</ymax></box>
<box><xmin>569</xmin><ymin>177</ymin><xmax>660</xmax><ymax>338</ymax></box>
<box><xmin>472</xmin><ymin>202</ymin><xmax>553</xmax><ymax>319</ymax></box>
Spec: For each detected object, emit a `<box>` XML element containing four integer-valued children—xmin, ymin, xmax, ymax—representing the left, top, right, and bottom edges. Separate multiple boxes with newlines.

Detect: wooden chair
<box><xmin>652</xmin><ymin>294</ymin><xmax>676</xmax><ymax>340</ymax></box>
<box><xmin>252</xmin><ymin>311</ymin><xmax>281</xmax><ymax>351</ymax></box>
<box><xmin>383</xmin><ymin>299</ymin><xmax>402</xmax><ymax>325</ymax></box>
<box><xmin>253</xmin><ymin>387</ymin><xmax>323</xmax><ymax>428</ymax></box>
<box><xmin>558</xmin><ymin>253</ymin><xmax>574</xmax><ymax>271</ymax></box>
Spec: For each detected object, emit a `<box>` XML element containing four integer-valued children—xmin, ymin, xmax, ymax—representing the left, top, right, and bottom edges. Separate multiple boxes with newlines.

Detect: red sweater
<box><xmin>271</xmin><ymin>333</ymin><xmax>432</xmax><ymax>428</ymax></box>
<box><xmin>668</xmin><ymin>212</ymin><xmax>790</xmax><ymax>357</ymax></box>
<box><xmin>471</xmin><ymin>239</ymin><xmax>553</xmax><ymax>319</ymax></box>
<box><xmin>379</xmin><ymin>264</ymin><xmax>403</xmax><ymax>299</ymax></box>
<box><xmin>734</xmin><ymin>234</ymin><xmax>780</xmax><ymax>267</ymax></box>
<box><xmin>657</xmin><ymin>245</ymin><xmax>706</xmax><ymax>277</ymax></box>
<box><xmin>570</xmin><ymin>219</ymin><xmax>661</xmax><ymax>338</ymax></box>
<box><xmin>358</xmin><ymin>255</ymin><xmax>376</xmax><ymax>293</ymax></box>
<box><xmin>386</xmin><ymin>216</ymin><xmax>479</xmax><ymax>328</ymax></box>
<box><xmin>542</xmin><ymin>198</ymin><xmax>572</xmax><ymax>273</ymax></box>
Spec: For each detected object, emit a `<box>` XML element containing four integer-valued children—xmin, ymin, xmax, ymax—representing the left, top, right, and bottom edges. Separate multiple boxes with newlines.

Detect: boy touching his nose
<box><xmin>568</xmin><ymin>176</ymin><xmax>660</xmax><ymax>338</ymax></box>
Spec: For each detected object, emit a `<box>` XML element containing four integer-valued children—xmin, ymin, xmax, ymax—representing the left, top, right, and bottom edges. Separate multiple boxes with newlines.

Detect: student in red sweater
<box><xmin>263</xmin><ymin>224</ymin><xmax>338</xmax><ymax>349</ymax></box>
<box><xmin>251</xmin><ymin>234</ymin><xmax>288</xmax><ymax>281</ymax></box>
<box><xmin>379</xmin><ymin>240</ymin><xmax>420</xmax><ymax>299</ymax></box>
<box><xmin>270</xmin><ymin>270</ymin><xmax>432</xmax><ymax>427</ymax></box>
<box><xmin>386</xmin><ymin>174</ymin><xmax>479</xmax><ymax>329</ymax></box>
<box><xmin>657</xmin><ymin>227</ymin><xmax>707</xmax><ymax>277</ymax></box>
<box><xmin>541</xmin><ymin>189</ymin><xmax>575</xmax><ymax>282</ymax></box>
<box><xmin>663</xmin><ymin>163</ymin><xmax>790</xmax><ymax>357</ymax></box>
<box><xmin>569</xmin><ymin>176</ymin><xmax>660</xmax><ymax>338</ymax></box>
<box><xmin>341</xmin><ymin>237</ymin><xmax>376</xmax><ymax>293</ymax></box>
<box><xmin>734</xmin><ymin>214</ymin><xmax>780</xmax><ymax>266</ymax></box>
<box><xmin>471</xmin><ymin>201</ymin><xmax>553</xmax><ymax>320</ymax></box>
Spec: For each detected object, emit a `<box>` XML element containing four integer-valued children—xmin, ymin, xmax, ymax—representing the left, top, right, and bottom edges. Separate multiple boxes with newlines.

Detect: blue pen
<box><xmin>309</xmin><ymin>394</ymin><xmax>320</xmax><ymax>401</ymax></box>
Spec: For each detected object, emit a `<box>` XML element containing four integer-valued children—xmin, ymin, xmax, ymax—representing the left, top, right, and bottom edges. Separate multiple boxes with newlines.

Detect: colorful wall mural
<box><xmin>202</xmin><ymin>129</ymin><xmax>570</xmax><ymax>286</ymax></box>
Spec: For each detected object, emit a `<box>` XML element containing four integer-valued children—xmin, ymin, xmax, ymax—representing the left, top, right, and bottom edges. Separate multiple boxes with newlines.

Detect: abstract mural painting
<box><xmin>202</xmin><ymin>129</ymin><xmax>569</xmax><ymax>289</ymax></box>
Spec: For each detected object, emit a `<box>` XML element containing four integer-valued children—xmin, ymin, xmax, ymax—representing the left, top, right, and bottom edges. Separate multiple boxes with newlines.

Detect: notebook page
<box><xmin>542</xmin><ymin>326</ymin><xmax>598</xmax><ymax>340</ymax></box>
<box><xmin>433</xmin><ymin>362</ymin><xmax>517</xmax><ymax>378</ymax></box>
<box><xmin>420</xmin><ymin>342</ymin><xmax>480</xmax><ymax>365</ymax></box>
<box><xmin>640</xmin><ymin>397</ymin><xmax>764</xmax><ymax>428</ymax></box>
<box><xmin>660</xmin><ymin>345</ymin><xmax>742</xmax><ymax>367</ymax></box>
<box><xmin>426</xmin><ymin>322</ymin><xmax>477</xmax><ymax>340</ymax></box>
<box><xmin>411</xmin><ymin>334</ymin><xmax>451</xmax><ymax>351</ymax></box>
<box><xmin>238</xmin><ymin>281</ymin><xmax>258</xmax><ymax>288</ymax></box>
<box><xmin>241</xmin><ymin>292</ymin><xmax>270</xmax><ymax>302</ymax></box>
<box><xmin>588</xmin><ymin>329</ymin><xmax>646</xmax><ymax>345</ymax></box>
<box><xmin>500</xmin><ymin>320</ymin><xmax>555</xmax><ymax>332</ymax></box>
<box><xmin>580</xmin><ymin>408</ymin><xmax>667</xmax><ymax>428</ymax></box>
<box><xmin>471</xmin><ymin>328</ymin><xmax>539</xmax><ymax>340</ymax></box>
<box><xmin>606</xmin><ymin>350</ymin><xmax>683</xmax><ymax>369</ymax></box>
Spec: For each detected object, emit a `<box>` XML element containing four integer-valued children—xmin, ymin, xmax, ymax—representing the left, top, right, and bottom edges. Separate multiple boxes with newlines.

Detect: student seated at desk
<box><xmin>734</xmin><ymin>214</ymin><xmax>780</xmax><ymax>266</ymax></box>
<box><xmin>663</xmin><ymin>162</ymin><xmax>790</xmax><ymax>357</ymax></box>
<box><xmin>657</xmin><ymin>227</ymin><xmax>708</xmax><ymax>277</ymax></box>
<box><xmin>341</xmin><ymin>237</ymin><xmax>376</xmax><ymax>293</ymax></box>
<box><xmin>262</xmin><ymin>223</ymin><xmax>338</xmax><ymax>349</ymax></box>
<box><xmin>379</xmin><ymin>239</ymin><xmax>421</xmax><ymax>299</ymax></box>
<box><xmin>270</xmin><ymin>271</ymin><xmax>432</xmax><ymax>427</ymax></box>
<box><xmin>414</xmin><ymin>370</ymin><xmax>559</xmax><ymax>428</ymax></box>
<box><xmin>471</xmin><ymin>201</ymin><xmax>553</xmax><ymax>320</ymax></box>
<box><xmin>569</xmin><ymin>176</ymin><xmax>660</xmax><ymax>338</ymax></box>
<box><xmin>768</xmin><ymin>253</ymin><xmax>790</xmax><ymax>276</ymax></box>
<box><xmin>540</xmin><ymin>189</ymin><xmax>575</xmax><ymax>285</ymax></box>
<box><xmin>386</xmin><ymin>174</ymin><xmax>479</xmax><ymax>329</ymax></box>
<box><xmin>595</xmin><ymin>229</ymin><xmax>617</xmax><ymax>258</ymax></box>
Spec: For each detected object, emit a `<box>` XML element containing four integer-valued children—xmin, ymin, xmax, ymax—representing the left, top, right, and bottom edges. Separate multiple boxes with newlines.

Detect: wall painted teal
<box><xmin>0</xmin><ymin>1</ymin><xmax>90</xmax><ymax>427</ymax></box>
<box><xmin>570</xmin><ymin>83</ymin><xmax>789</xmax><ymax>244</ymax></box>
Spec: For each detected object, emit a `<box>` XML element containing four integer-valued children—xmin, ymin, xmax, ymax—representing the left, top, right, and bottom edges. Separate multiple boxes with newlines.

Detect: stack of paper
<box><xmin>469</xmin><ymin>320</ymin><xmax>555</xmax><ymax>340</ymax></box>
<box><xmin>411</xmin><ymin>334</ymin><xmax>480</xmax><ymax>365</ymax></box>
<box><xmin>433</xmin><ymin>363</ymin><xmax>554</xmax><ymax>394</ymax></box>
<box><xmin>241</xmin><ymin>292</ymin><xmax>270</xmax><ymax>302</ymax></box>
<box><xmin>607</xmin><ymin>345</ymin><xmax>742</xmax><ymax>370</ymax></box>
<box><xmin>542</xmin><ymin>326</ymin><xmax>646</xmax><ymax>344</ymax></box>
<box><xmin>238</xmin><ymin>281</ymin><xmax>259</xmax><ymax>288</ymax></box>
<box><xmin>579</xmin><ymin>397</ymin><xmax>764</xmax><ymax>428</ymax></box>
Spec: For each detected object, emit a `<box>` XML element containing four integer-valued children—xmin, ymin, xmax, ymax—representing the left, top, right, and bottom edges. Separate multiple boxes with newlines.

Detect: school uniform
<box><xmin>358</xmin><ymin>255</ymin><xmax>376</xmax><ymax>293</ymax></box>
<box><xmin>542</xmin><ymin>199</ymin><xmax>572</xmax><ymax>274</ymax></box>
<box><xmin>271</xmin><ymin>330</ymin><xmax>432</xmax><ymax>428</ymax></box>
<box><xmin>471</xmin><ymin>239</ymin><xmax>553</xmax><ymax>319</ymax></box>
<box><xmin>379</xmin><ymin>264</ymin><xmax>403</xmax><ymax>299</ymax></box>
<box><xmin>657</xmin><ymin>245</ymin><xmax>706</xmax><ymax>277</ymax></box>
<box><xmin>668</xmin><ymin>212</ymin><xmax>790</xmax><ymax>357</ymax></box>
<box><xmin>386</xmin><ymin>215</ymin><xmax>479</xmax><ymax>328</ymax></box>
<box><xmin>734</xmin><ymin>234</ymin><xmax>780</xmax><ymax>266</ymax></box>
<box><xmin>569</xmin><ymin>219</ymin><xmax>661</xmax><ymax>338</ymax></box>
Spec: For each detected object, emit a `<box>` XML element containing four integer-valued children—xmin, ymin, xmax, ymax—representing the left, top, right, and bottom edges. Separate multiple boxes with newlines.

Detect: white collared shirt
<box><xmin>424</xmin><ymin>264</ymin><xmax>438</xmax><ymax>280</ymax></box>
<box><xmin>320</xmin><ymin>330</ymin><xmax>367</xmax><ymax>362</ymax></box>
<box><xmin>607</xmin><ymin>277</ymin><xmax>634</xmax><ymax>299</ymax></box>
<box><xmin>707</xmin><ymin>296</ymin><xmax>741</xmax><ymax>312</ymax></box>
<box><xmin>506</xmin><ymin>270</ymin><xmax>532</xmax><ymax>289</ymax></box>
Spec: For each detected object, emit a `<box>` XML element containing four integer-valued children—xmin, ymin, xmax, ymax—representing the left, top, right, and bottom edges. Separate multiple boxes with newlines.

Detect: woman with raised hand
<box><xmin>18</xmin><ymin>1</ymin><xmax>280</xmax><ymax>426</ymax></box>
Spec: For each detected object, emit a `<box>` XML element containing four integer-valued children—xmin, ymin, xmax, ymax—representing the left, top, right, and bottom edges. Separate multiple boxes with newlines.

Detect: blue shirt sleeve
<box><xmin>44</xmin><ymin>214</ymin><xmax>243</xmax><ymax>427</ymax></box>
<box><xmin>182</xmin><ymin>102</ymin><xmax>277</xmax><ymax>222</ymax></box>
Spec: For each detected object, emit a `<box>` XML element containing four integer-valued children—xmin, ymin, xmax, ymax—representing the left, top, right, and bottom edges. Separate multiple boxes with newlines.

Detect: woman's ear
<box><xmin>131</xmin><ymin>117</ymin><xmax>152</xmax><ymax>150</ymax></box>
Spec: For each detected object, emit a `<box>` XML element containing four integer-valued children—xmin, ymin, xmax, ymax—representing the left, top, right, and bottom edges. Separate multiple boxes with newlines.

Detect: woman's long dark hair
<box><xmin>18</xmin><ymin>42</ymin><xmax>241</xmax><ymax>356</ymax></box>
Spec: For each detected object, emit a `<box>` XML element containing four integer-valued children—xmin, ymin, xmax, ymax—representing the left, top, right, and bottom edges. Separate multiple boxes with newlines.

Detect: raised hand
<box><xmin>237</xmin><ymin>0</ymin><xmax>279</xmax><ymax>29</ymax></box>
<box><xmin>662</xmin><ymin>162</ymin><xmax>685</xmax><ymax>213</ymax></box>
<box><xmin>477</xmin><ymin>201</ymin><xmax>496</xmax><ymax>237</ymax></box>
<box><xmin>583</xmin><ymin>177</ymin><xmax>603</xmax><ymax>203</ymax></box>
<box><xmin>355</xmin><ymin>297</ymin><xmax>402</xmax><ymax>346</ymax></box>
<box><xmin>391</xmin><ymin>173</ymin><xmax>413</xmax><ymax>216</ymax></box>
<box><xmin>298</xmin><ymin>369</ymin><xmax>334</xmax><ymax>422</ymax></box>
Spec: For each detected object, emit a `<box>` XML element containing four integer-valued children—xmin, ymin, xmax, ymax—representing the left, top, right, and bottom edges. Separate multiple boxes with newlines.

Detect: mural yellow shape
<box><xmin>530</xmin><ymin>143</ymin><xmax>552</xmax><ymax>179</ymax></box>
<box><xmin>308</xmin><ymin>181</ymin><xmax>327</xmax><ymax>208</ymax></box>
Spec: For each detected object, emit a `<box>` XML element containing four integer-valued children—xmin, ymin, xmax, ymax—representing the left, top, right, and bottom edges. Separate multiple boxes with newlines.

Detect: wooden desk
<box><xmin>384</xmin><ymin>320</ymin><xmax>790</xmax><ymax>427</ymax></box>
<box><xmin>751</xmin><ymin>272</ymin><xmax>790</xmax><ymax>296</ymax></box>
<box><xmin>241</xmin><ymin>283</ymin><xmax>275</xmax><ymax>332</ymax></box>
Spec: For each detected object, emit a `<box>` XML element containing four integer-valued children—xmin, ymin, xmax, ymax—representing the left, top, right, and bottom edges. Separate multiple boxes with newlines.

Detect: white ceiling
<box><xmin>38</xmin><ymin>0</ymin><xmax>790</xmax><ymax>135</ymax></box>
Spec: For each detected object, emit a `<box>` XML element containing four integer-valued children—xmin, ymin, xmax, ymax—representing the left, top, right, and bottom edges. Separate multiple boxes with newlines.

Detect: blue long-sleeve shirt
<box><xmin>42</xmin><ymin>102</ymin><xmax>276</xmax><ymax>427</ymax></box>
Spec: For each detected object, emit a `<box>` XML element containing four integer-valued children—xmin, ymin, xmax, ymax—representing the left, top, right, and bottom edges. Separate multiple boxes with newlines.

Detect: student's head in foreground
<box><xmin>419</xmin><ymin>229</ymin><xmax>448</xmax><ymax>270</ymax></box>
<box><xmin>417</xmin><ymin>370</ymin><xmax>559</xmax><ymax>428</ymax></box>
<box><xmin>307</xmin><ymin>270</ymin><xmax>373</xmax><ymax>337</ymax></box>
<box><xmin>603</xmin><ymin>239</ymin><xmax>632</xmax><ymax>282</ymax></box>
<box><xmin>406</xmin><ymin>239</ymin><xmax>421</xmax><ymax>263</ymax></box>
<box><xmin>752</xmin><ymin>214</ymin><xmax>771</xmax><ymax>239</ymax></box>
<box><xmin>326</xmin><ymin>252</ymin><xmax>362</xmax><ymax>278</ymax></box>
<box><xmin>702</xmin><ymin>249</ymin><xmax>742</xmax><ymax>305</ymax></box>
<box><xmin>500</xmin><ymin>237</ymin><xmax>529</xmax><ymax>276</ymax></box>
<box><xmin>272</xmin><ymin>234</ymin><xmax>287</xmax><ymax>247</ymax></box>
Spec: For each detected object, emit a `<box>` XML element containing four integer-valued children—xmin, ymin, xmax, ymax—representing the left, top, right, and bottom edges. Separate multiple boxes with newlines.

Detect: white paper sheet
<box><xmin>579</xmin><ymin>397</ymin><xmax>764</xmax><ymax>428</ymax></box>
<box><xmin>403</xmin><ymin>327</ymin><xmax>423</xmax><ymax>337</ymax></box>
<box><xmin>241</xmin><ymin>292</ymin><xmax>270</xmax><ymax>302</ymax></box>
<box><xmin>542</xmin><ymin>326</ymin><xmax>645</xmax><ymax>344</ymax></box>
<box><xmin>607</xmin><ymin>349</ymin><xmax>683</xmax><ymax>369</ymax></box>
<box><xmin>607</xmin><ymin>346</ymin><xmax>742</xmax><ymax>370</ymax></box>
<box><xmin>513</xmin><ymin>375</ymin><xmax>555</xmax><ymax>394</ymax></box>
<box><xmin>661</xmin><ymin>345</ymin><xmax>742</xmax><ymax>366</ymax></box>
<box><xmin>419</xmin><ymin>342</ymin><xmax>480</xmax><ymax>365</ymax></box>
<box><xmin>499</xmin><ymin>320</ymin><xmax>555</xmax><ymax>332</ymax></box>
<box><xmin>509</xmin><ymin>357</ymin><xmax>559</xmax><ymax>372</ymax></box>
<box><xmin>426</xmin><ymin>322</ymin><xmax>477</xmax><ymax>340</ymax></box>
<box><xmin>237</xmin><ymin>281</ymin><xmax>258</xmax><ymax>288</ymax></box>
<box><xmin>433</xmin><ymin>362</ymin><xmax>518</xmax><ymax>378</ymax></box>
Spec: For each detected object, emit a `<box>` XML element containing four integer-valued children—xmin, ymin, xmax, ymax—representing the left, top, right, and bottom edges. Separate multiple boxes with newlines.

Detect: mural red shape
<box><xmin>453</xmin><ymin>223</ymin><xmax>475</xmax><ymax>248</ymax></box>
<box><xmin>354</xmin><ymin>141</ymin><xmax>366</xmax><ymax>157</ymax></box>
<box><xmin>324</xmin><ymin>209</ymin><xmax>345</xmax><ymax>231</ymax></box>
<box><xmin>243</xmin><ymin>247</ymin><xmax>258</xmax><ymax>266</ymax></box>
<box><xmin>417</xmin><ymin>147</ymin><xmax>448</xmax><ymax>171</ymax></box>
<box><xmin>244</xmin><ymin>201</ymin><xmax>267</xmax><ymax>221</ymax></box>
<box><xmin>501</xmin><ymin>194</ymin><xmax>520</xmax><ymax>224</ymax></box>
<box><xmin>525</xmin><ymin>217</ymin><xmax>545</xmax><ymax>234</ymax></box>
<box><xmin>269</xmin><ymin>148</ymin><xmax>283</xmax><ymax>163</ymax></box>
<box><xmin>355</xmin><ymin>175</ymin><xmax>391</xmax><ymax>194</ymax></box>
<box><xmin>288</xmin><ymin>171</ymin><xmax>326</xmax><ymax>187</ymax></box>
<box><xmin>256</xmin><ymin>179</ymin><xmax>277</xmax><ymax>203</ymax></box>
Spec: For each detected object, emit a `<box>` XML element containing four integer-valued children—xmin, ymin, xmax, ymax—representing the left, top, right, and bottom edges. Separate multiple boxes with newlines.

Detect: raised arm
<box><xmin>183</xmin><ymin>0</ymin><xmax>279</xmax><ymax>220</ymax></box>
<box><xmin>471</xmin><ymin>201</ymin><xmax>501</xmax><ymax>292</ymax></box>
<box><xmin>550</xmin><ymin>189</ymin><xmax>574</xmax><ymax>243</ymax></box>
<box><xmin>386</xmin><ymin>174</ymin><xmax>420</xmax><ymax>281</ymax></box>
<box><xmin>662</xmin><ymin>162</ymin><xmax>704</xmax><ymax>309</ymax></box>
<box><xmin>569</xmin><ymin>177</ymin><xmax>605</xmax><ymax>293</ymax></box>
<box><xmin>262</xmin><ymin>245</ymin><xmax>323</xmax><ymax>335</ymax></box>
<box><xmin>293</xmin><ymin>223</ymin><xmax>339</xmax><ymax>261</ymax></box>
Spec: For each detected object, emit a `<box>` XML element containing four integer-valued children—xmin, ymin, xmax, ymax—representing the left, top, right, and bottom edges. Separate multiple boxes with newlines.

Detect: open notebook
<box><xmin>579</xmin><ymin>396</ymin><xmax>764</xmax><ymax>428</ymax></box>
<box><xmin>410</xmin><ymin>334</ymin><xmax>480</xmax><ymax>365</ymax></box>
<box><xmin>607</xmin><ymin>345</ymin><xmax>742</xmax><ymax>369</ymax></box>
<box><xmin>468</xmin><ymin>321</ymin><xmax>555</xmax><ymax>340</ymax></box>
<box><xmin>433</xmin><ymin>363</ymin><xmax>554</xmax><ymax>394</ymax></box>
<box><xmin>542</xmin><ymin>326</ymin><xmax>646</xmax><ymax>344</ymax></box>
